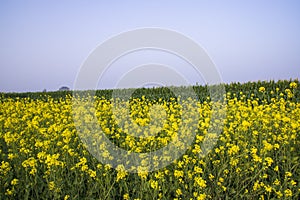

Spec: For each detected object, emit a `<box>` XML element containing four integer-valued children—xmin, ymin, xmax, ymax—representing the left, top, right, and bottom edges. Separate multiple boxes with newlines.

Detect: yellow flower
<box><xmin>259</xmin><ymin>87</ymin><xmax>265</xmax><ymax>92</ymax></box>
<box><xmin>154</xmin><ymin>171</ymin><xmax>164</xmax><ymax>179</ymax></box>
<box><xmin>104</xmin><ymin>164</ymin><xmax>112</xmax><ymax>171</ymax></box>
<box><xmin>137</xmin><ymin>166</ymin><xmax>148</xmax><ymax>180</ymax></box>
<box><xmin>253</xmin><ymin>181</ymin><xmax>261</xmax><ymax>191</ymax></box>
<box><xmin>290</xmin><ymin>180</ymin><xmax>297</xmax><ymax>186</ymax></box>
<box><xmin>264</xmin><ymin>185</ymin><xmax>272</xmax><ymax>193</ymax></box>
<box><xmin>0</xmin><ymin>161</ymin><xmax>11</xmax><ymax>176</ymax></box>
<box><xmin>194</xmin><ymin>176</ymin><xmax>206</xmax><ymax>188</ymax></box>
<box><xmin>228</xmin><ymin>145</ymin><xmax>240</xmax><ymax>155</ymax></box>
<box><xmin>222</xmin><ymin>186</ymin><xmax>227</xmax><ymax>191</ymax></box>
<box><xmin>11</xmin><ymin>178</ymin><xmax>18</xmax><ymax>185</ymax></box>
<box><xmin>262</xmin><ymin>174</ymin><xmax>268</xmax><ymax>179</ymax></box>
<box><xmin>116</xmin><ymin>165</ymin><xmax>128</xmax><ymax>182</ymax></box>
<box><xmin>275</xmin><ymin>191</ymin><xmax>283</xmax><ymax>198</ymax></box>
<box><xmin>285</xmin><ymin>171</ymin><xmax>292</xmax><ymax>178</ymax></box>
<box><xmin>1</xmin><ymin>81</ymin><xmax>300</xmax><ymax>199</ymax></box>
<box><xmin>290</xmin><ymin>82</ymin><xmax>297</xmax><ymax>89</ymax></box>
<box><xmin>219</xmin><ymin>177</ymin><xmax>224</xmax><ymax>183</ymax></box>
<box><xmin>253</xmin><ymin>155</ymin><xmax>262</xmax><ymax>163</ymax></box>
<box><xmin>284</xmin><ymin>189</ymin><xmax>292</xmax><ymax>197</ymax></box>
<box><xmin>123</xmin><ymin>193</ymin><xmax>129</xmax><ymax>200</ymax></box>
<box><xmin>5</xmin><ymin>188</ymin><xmax>14</xmax><ymax>196</ymax></box>
<box><xmin>22</xmin><ymin>157</ymin><xmax>37</xmax><ymax>168</ymax></box>
<box><xmin>48</xmin><ymin>181</ymin><xmax>55</xmax><ymax>191</ymax></box>
<box><xmin>273</xmin><ymin>179</ymin><xmax>280</xmax><ymax>186</ymax></box>
<box><xmin>149</xmin><ymin>179</ymin><xmax>159</xmax><ymax>190</ymax></box>
<box><xmin>230</xmin><ymin>158</ymin><xmax>239</xmax><ymax>166</ymax></box>
<box><xmin>262</xmin><ymin>140</ymin><xmax>273</xmax><ymax>152</ymax></box>
<box><xmin>197</xmin><ymin>193</ymin><xmax>206</xmax><ymax>200</ymax></box>
<box><xmin>250</xmin><ymin>147</ymin><xmax>258</xmax><ymax>154</ymax></box>
<box><xmin>273</xmin><ymin>144</ymin><xmax>280</xmax><ymax>150</ymax></box>
<box><xmin>88</xmin><ymin>169</ymin><xmax>97</xmax><ymax>178</ymax></box>
<box><xmin>81</xmin><ymin>165</ymin><xmax>88</xmax><ymax>172</ymax></box>
<box><xmin>194</xmin><ymin>166</ymin><xmax>203</xmax><ymax>174</ymax></box>
<box><xmin>174</xmin><ymin>170</ymin><xmax>184</xmax><ymax>178</ymax></box>
<box><xmin>264</xmin><ymin>157</ymin><xmax>273</xmax><ymax>167</ymax></box>
<box><xmin>176</xmin><ymin>188</ymin><xmax>182</xmax><ymax>196</ymax></box>
<box><xmin>8</xmin><ymin>153</ymin><xmax>16</xmax><ymax>160</ymax></box>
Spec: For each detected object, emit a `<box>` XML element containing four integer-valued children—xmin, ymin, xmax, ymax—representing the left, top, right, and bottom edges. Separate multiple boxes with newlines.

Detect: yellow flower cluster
<box><xmin>0</xmin><ymin>81</ymin><xmax>299</xmax><ymax>199</ymax></box>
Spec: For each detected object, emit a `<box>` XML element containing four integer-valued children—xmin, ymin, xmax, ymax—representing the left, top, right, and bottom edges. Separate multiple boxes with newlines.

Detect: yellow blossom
<box><xmin>123</xmin><ymin>193</ymin><xmax>130</xmax><ymax>200</ymax></box>
<box><xmin>48</xmin><ymin>181</ymin><xmax>55</xmax><ymax>191</ymax></box>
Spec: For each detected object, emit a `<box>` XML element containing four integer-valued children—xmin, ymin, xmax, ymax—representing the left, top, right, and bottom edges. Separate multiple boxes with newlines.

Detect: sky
<box><xmin>0</xmin><ymin>0</ymin><xmax>300</xmax><ymax>92</ymax></box>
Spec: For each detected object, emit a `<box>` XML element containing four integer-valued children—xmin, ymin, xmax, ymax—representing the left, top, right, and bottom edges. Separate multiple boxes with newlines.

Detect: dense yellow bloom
<box><xmin>0</xmin><ymin>161</ymin><xmax>11</xmax><ymax>176</ymax></box>
<box><xmin>197</xmin><ymin>193</ymin><xmax>206</xmax><ymax>200</ymax></box>
<box><xmin>253</xmin><ymin>182</ymin><xmax>259</xmax><ymax>191</ymax></box>
<box><xmin>174</xmin><ymin>170</ymin><xmax>184</xmax><ymax>178</ymax></box>
<box><xmin>88</xmin><ymin>169</ymin><xmax>97</xmax><ymax>178</ymax></box>
<box><xmin>264</xmin><ymin>185</ymin><xmax>272</xmax><ymax>193</ymax></box>
<box><xmin>22</xmin><ymin>157</ymin><xmax>37</xmax><ymax>168</ymax></box>
<box><xmin>45</xmin><ymin>153</ymin><xmax>64</xmax><ymax>167</ymax></box>
<box><xmin>194</xmin><ymin>176</ymin><xmax>206</xmax><ymax>188</ymax></box>
<box><xmin>0</xmin><ymin>81</ymin><xmax>300</xmax><ymax>199</ymax></box>
<box><xmin>137</xmin><ymin>166</ymin><xmax>148</xmax><ymax>180</ymax></box>
<box><xmin>116</xmin><ymin>165</ymin><xmax>128</xmax><ymax>182</ymax></box>
<box><xmin>229</xmin><ymin>158</ymin><xmax>239</xmax><ymax>166</ymax></box>
<box><xmin>264</xmin><ymin>157</ymin><xmax>273</xmax><ymax>167</ymax></box>
<box><xmin>227</xmin><ymin>144</ymin><xmax>240</xmax><ymax>155</ymax></box>
<box><xmin>193</xmin><ymin>166</ymin><xmax>203</xmax><ymax>174</ymax></box>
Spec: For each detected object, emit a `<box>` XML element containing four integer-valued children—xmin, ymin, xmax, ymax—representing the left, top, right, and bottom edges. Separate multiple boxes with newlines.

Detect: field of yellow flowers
<box><xmin>0</xmin><ymin>80</ymin><xmax>299</xmax><ymax>199</ymax></box>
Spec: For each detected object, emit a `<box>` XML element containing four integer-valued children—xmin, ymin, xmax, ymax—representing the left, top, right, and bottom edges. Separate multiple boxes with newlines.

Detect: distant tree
<box><xmin>59</xmin><ymin>86</ymin><xmax>70</xmax><ymax>91</ymax></box>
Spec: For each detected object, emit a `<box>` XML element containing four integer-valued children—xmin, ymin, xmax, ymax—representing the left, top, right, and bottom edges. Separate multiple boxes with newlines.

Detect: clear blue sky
<box><xmin>1</xmin><ymin>0</ymin><xmax>300</xmax><ymax>92</ymax></box>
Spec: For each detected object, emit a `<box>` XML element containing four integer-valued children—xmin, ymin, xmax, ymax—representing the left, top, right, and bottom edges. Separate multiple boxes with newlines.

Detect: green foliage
<box><xmin>1</xmin><ymin>79</ymin><xmax>299</xmax><ymax>103</ymax></box>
